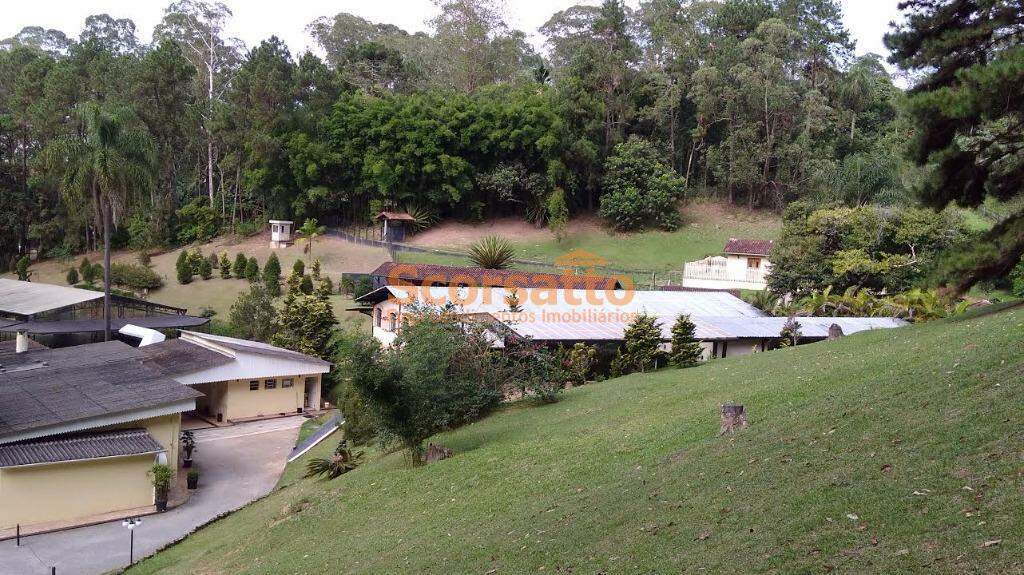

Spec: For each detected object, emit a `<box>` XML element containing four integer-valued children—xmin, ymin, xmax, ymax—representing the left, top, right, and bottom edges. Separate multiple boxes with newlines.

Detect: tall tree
<box><xmin>886</xmin><ymin>0</ymin><xmax>1024</xmax><ymax>293</ymax></box>
<box><xmin>154</xmin><ymin>0</ymin><xmax>243</xmax><ymax>207</ymax></box>
<box><xmin>42</xmin><ymin>103</ymin><xmax>155</xmax><ymax>340</ymax></box>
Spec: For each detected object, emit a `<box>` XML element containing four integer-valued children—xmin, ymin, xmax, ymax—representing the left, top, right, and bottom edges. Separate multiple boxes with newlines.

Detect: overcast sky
<box><xmin>1</xmin><ymin>0</ymin><xmax>904</xmax><ymax>61</ymax></box>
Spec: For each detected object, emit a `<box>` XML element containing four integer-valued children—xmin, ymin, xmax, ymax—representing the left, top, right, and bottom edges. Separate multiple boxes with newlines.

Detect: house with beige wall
<box><xmin>0</xmin><ymin>339</ymin><xmax>199</xmax><ymax>531</ymax></box>
<box><xmin>140</xmin><ymin>331</ymin><xmax>330</xmax><ymax>423</ymax></box>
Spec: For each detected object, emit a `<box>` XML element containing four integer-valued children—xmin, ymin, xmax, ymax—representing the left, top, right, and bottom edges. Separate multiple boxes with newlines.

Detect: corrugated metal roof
<box><xmin>369</xmin><ymin>262</ymin><xmax>623</xmax><ymax>290</ymax></box>
<box><xmin>0</xmin><ymin>278</ymin><xmax>103</xmax><ymax>317</ymax></box>
<box><xmin>179</xmin><ymin>331</ymin><xmax>331</xmax><ymax>367</ymax></box>
<box><xmin>380</xmin><ymin>286</ymin><xmax>766</xmax><ymax>318</ymax></box>
<box><xmin>139</xmin><ymin>338</ymin><xmax>235</xmax><ymax>375</ymax></box>
<box><xmin>506</xmin><ymin>315</ymin><xmax>907</xmax><ymax>341</ymax></box>
<box><xmin>0</xmin><ymin>428</ymin><xmax>164</xmax><ymax>468</ymax></box>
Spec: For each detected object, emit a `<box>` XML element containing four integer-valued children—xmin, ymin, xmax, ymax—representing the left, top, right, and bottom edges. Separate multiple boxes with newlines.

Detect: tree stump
<box><xmin>719</xmin><ymin>404</ymin><xmax>747</xmax><ymax>435</ymax></box>
<box><xmin>425</xmin><ymin>443</ymin><xmax>453</xmax><ymax>463</ymax></box>
<box><xmin>827</xmin><ymin>323</ymin><xmax>845</xmax><ymax>340</ymax></box>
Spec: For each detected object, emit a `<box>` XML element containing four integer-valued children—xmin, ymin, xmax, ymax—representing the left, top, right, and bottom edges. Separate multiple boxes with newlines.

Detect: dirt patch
<box><xmin>408</xmin><ymin>215</ymin><xmax>607</xmax><ymax>248</ymax></box>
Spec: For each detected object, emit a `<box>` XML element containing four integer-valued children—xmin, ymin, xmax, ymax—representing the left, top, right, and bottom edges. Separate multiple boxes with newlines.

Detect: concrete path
<box><xmin>0</xmin><ymin>417</ymin><xmax>304</xmax><ymax>575</ymax></box>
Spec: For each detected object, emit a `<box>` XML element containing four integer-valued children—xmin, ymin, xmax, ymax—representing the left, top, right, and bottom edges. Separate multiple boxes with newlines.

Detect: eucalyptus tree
<box><xmin>154</xmin><ymin>0</ymin><xmax>244</xmax><ymax>207</ymax></box>
<box><xmin>42</xmin><ymin>103</ymin><xmax>155</xmax><ymax>340</ymax></box>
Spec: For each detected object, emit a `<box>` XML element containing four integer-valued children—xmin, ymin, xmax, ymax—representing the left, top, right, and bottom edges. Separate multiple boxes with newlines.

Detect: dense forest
<box><xmin>0</xmin><ymin>0</ymin><xmax>1020</xmax><ymax>292</ymax></box>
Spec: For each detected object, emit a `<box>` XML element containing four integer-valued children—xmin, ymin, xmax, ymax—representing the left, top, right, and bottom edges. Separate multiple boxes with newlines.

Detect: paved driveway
<box><xmin>0</xmin><ymin>417</ymin><xmax>304</xmax><ymax>575</ymax></box>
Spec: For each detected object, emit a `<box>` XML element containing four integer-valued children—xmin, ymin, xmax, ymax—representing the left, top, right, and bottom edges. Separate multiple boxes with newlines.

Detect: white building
<box><xmin>269</xmin><ymin>219</ymin><xmax>293</xmax><ymax>248</ymax></box>
<box><xmin>682</xmin><ymin>238</ymin><xmax>774</xmax><ymax>291</ymax></box>
<box><xmin>354</xmin><ymin>285</ymin><xmax>906</xmax><ymax>361</ymax></box>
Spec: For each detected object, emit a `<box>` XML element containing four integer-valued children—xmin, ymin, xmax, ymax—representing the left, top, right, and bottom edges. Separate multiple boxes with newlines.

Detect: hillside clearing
<box><xmin>10</xmin><ymin>233</ymin><xmax>389</xmax><ymax>324</ymax></box>
<box><xmin>401</xmin><ymin>202</ymin><xmax>781</xmax><ymax>273</ymax></box>
<box><xmin>128</xmin><ymin>303</ymin><xmax>1024</xmax><ymax>574</ymax></box>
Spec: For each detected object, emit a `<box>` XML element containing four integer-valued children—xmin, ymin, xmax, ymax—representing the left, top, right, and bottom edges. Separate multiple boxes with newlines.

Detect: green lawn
<box><xmin>128</xmin><ymin>302</ymin><xmax>1023</xmax><ymax>574</ymax></box>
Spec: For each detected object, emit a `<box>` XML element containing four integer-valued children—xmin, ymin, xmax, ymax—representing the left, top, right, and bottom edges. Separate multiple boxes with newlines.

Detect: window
<box><xmin>272</xmin><ymin>224</ymin><xmax>279</xmax><ymax>233</ymax></box>
<box><xmin>388</xmin><ymin>313</ymin><xmax>397</xmax><ymax>331</ymax></box>
<box><xmin>282</xmin><ymin>378</ymin><xmax>294</xmax><ymax>388</ymax></box>
<box><xmin>747</xmin><ymin>257</ymin><xmax>761</xmax><ymax>269</ymax></box>
<box><xmin>374</xmin><ymin>308</ymin><xmax>382</xmax><ymax>327</ymax></box>
<box><xmin>265</xmin><ymin>379</ymin><xmax>277</xmax><ymax>390</ymax></box>
<box><xmin>249</xmin><ymin>380</ymin><xmax>259</xmax><ymax>391</ymax></box>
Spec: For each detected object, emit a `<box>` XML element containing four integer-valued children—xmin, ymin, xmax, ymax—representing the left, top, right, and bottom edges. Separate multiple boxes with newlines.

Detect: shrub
<box><xmin>199</xmin><ymin>257</ymin><xmax>213</xmax><ymax>280</ymax></box>
<box><xmin>219</xmin><ymin>252</ymin><xmax>232</xmax><ymax>279</ymax></box>
<box><xmin>669</xmin><ymin>314</ymin><xmax>703</xmax><ymax>367</ymax></box>
<box><xmin>15</xmin><ymin>256</ymin><xmax>31</xmax><ymax>281</ymax></box>
<box><xmin>149</xmin><ymin>464</ymin><xmax>173</xmax><ymax>499</ymax></box>
<box><xmin>272</xmin><ymin>291</ymin><xmax>337</xmax><ymax>359</ymax></box>
<box><xmin>305</xmin><ymin>440</ymin><xmax>364</xmax><ymax>479</ymax></box>
<box><xmin>599</xmin><ymin>136</ymin><xmax>684</xmax><ymax>231</ymax></box>
<box><xmin>79</xmin><ymin>257</ymin><xmax>92</xmax><ymax>278</ymax></box>
<box><xmin>110</xmin><ymin>263</ymin><xmax>164</xmax><ymax>290</ymax></box>
<box><xmin>339</xmin><ymin>275</ymin><xmax>355</xmax><ymax>295</ymax></box>
<box><xmin>228</xmin><ymin>284</ymin><xmax>278</xmax><ymax>342</ymax></box>
<box><xmin>188</xmin><ymin>249</ymin><xmax>205</xmax><ymax>275</ymax></box>
<box><xmin>546</xmin><ymin>187</ymin><xmax>569</xmax><ymax>241</ymax></box>
<box><xmin>175</xmin><ymin>199</ymin><xmax>221</xmax><ymax>244</ymax></box>
<box><xmin>232</xmin><ymin>253</ymin><xmax>247</xmax><ymax>277</ymax></box>
<box><xmin>65</xmin><ymin>267</ymin><xmax>79</xmax><ymax>285</ymax></box>
<box><xmin>245</xmin><ymin>257</ymin><xmax>260</xmax><ymax>282</ymax></box>
<box><xmin>347</xmin><ymin>307</ymin><xmax>507</xmax><ymax>463</ymax></box>
<box><xmin>618</xmin><ymin>314</ymin><xmax>665</xmax><ymax>373</ymax></box>
<box><xmin>468</xmin><ymin>236</ymin><xmax>515</xmax><ymax>269</ymax></box>
<box><xmin>176</xmin><ymin>250</ymin><xmax>193</xmax><ymax>284</ymax></box>
<box><xmin>263</xmin><ymin>253</ymin><xmax>282</xmax><ymax>296</ymax></box>
<box><xmin>559</xmin><ymin>342</ymin><xmax>597</xmax><ymax>386</ymax></box>
<box><xmin>779</xmin><ymin>316</ymin><xmax>803</xmax><ymax>347</ymax></box>
<box><xmin>353</xmin><ymin>276</ymin><xmax>374</xmax><ymax>299</ymax></box>
<box><xmin>1011</xmin><ymin>257</ymin><xmax>1024</xmax><ymax>298</ymax></box>
<box><xmin>299</xmin><ymin>274</ymin><xmax>314</xmax><ymax>294</ymax></box>
<box><xmin>292</xmin><ymin>258</ymin><xmax>305</xmax><ymax>277</ymax></box>
<box><xmin>138</xmin><ymin>252</ymin><xmax>152</xmax><ymax>267</ymax></box>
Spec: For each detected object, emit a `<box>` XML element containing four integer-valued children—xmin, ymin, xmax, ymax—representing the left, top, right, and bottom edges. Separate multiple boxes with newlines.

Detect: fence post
<box><xmin>15</xmin><ymin>524</ymin><xmax>19</xmax><ymax>546</ymax></box>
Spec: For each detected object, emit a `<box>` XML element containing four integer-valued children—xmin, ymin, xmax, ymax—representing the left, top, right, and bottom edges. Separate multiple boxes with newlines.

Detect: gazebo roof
<box><xmin>375</xmin><ymin>211</ymin><xmax>417</xmax><ymax>222</ymax></box>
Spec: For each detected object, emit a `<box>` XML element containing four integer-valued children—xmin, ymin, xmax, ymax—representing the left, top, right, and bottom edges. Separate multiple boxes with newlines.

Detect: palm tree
<box><xmin>43</xmin><ymin>103</ymin><xmax>155</xmax><ymax>341</ymax></box>
<box><xmin>297</xmin><ymin>218</ymin><xmax>327</xmax><ymax>261</ymax></box>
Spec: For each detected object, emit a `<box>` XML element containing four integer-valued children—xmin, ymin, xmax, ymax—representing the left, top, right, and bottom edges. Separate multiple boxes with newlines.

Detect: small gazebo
<box><xmin>269</xmin><ymin>219</ymin><xmax>294</xmax><ymax>248</ymax></box>
<box><xmin>375</xmin><ymin>212</ymin><xmax>416</xmax><ymax>242</ymax></box>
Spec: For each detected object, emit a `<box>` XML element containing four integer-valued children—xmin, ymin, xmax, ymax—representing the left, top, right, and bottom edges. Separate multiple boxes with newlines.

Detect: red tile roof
<box><xmin>723</xmin><ymin>238</ymin><xmax>774</xmax><ymax>256</ymax></box>
<box><xmin>370</xmin><ymin>262</ymin><xmax>622</xmax><ymax>289</ymax></box>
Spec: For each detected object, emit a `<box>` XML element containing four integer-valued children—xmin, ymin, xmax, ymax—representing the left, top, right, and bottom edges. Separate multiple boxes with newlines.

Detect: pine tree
<box><xmin>219</xmin><ymin>252</ymin><xmax>232</xmax><ymax>279</ymax></box>
<box><xmin>176</xmin><ymin>249</ymin><xmax>193</xmax><ymax>284</ymax></box>
<box><xmin>620</xmin><ymin>314</ymin><xmax>664</xmax><ymax>373</ymax></box>
<box><xmin>272</xmin><ymin>290</ymin><xmax>337</xmax><ymax>360</ymax></box>
<box><xmin>299</xmin><ymin>274</ymin><xmax>314</xmax><ymax>294</ymax></box>
<box><xmin>669</xmin><ymin>314</ymin><xmax>703</xmax><ymax>367</ymax></box>
<box><xmin>311</xmin><ymin>258</ymin><xmax>322</xmax><ymax>281</ymax></box>
<box><xmin>287</xmin><ymin>268</ymin><xmax>303</xmax><ymax>294</ymax></box>
<box><xmin>292</xmin><ymin>258</ymin><xmax>305</xmax><ymax>277</ymax></box>
<box><xmin>263</xmin><ymin>252</ymin><xmax>282</xmax><ymax>296</ymax></box>
<box><xmin>245</xmin><ymin>256</ymin><xmax>260</xmax><ymax>282</ymax></box>
<box><xmin>233</xmin><ymin>253</ymin><xmax>248</xmax><ymax>277</ymax></box>
<box><xmin>199</xmin><ymin>257</ymin><xmax>213</xmax><ymax>280</ymax></box>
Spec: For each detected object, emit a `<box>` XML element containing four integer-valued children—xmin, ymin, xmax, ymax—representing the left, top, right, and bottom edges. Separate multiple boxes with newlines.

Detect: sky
<box><xmin>0</xmin><ymin>0</ymin><xmax>905</xmax><ymax>62</ymax></box>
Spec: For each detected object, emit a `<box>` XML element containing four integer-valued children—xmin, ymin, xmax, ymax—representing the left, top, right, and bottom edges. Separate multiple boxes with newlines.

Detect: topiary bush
<box><xmin>219</xmin><ymin>252</ymin><xmax>232</xmax><ymax>279</ymax></box>
<box><xmin>66</xmin><ymin>267</ymin><xmax>79</xmax><ymax>285</ymax></box>
<box><xmin>233</xmin><ymin>253</ymin><xmax>247</xmax><ymax>277</ymax></box>
<box><xmin>176</xmin><ymin>250</ymin><xmax>193</xmax><ymax>284</ymax></box>
<box><xmin>245</xmin><ymin>256</ymin><xmax>260</xmax><ymax>282</ymax></box>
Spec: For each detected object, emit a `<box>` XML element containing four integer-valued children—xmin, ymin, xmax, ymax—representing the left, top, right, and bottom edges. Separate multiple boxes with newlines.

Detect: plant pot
<box><xmin>187</xmin><ymin>475</ymin><xmax>199</xmax><ymax>490</ymax></box>
<box><xmin>155</xmin><ymin>497</ymin><xmax>168</xmax><ymax>512</ymax></box>
<box><xmin>183</xmin><ymin>458</ymin><xmax>193</xmax><ymax>468</ymax></box>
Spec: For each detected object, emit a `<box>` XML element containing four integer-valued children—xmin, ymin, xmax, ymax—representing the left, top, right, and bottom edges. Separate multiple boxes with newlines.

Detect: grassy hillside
<box><xmin>402</xmin><ymin>202</ymin><xmax>781</xmax><ymax>274</ymax></box>
<box><xmin>129</xmin><ymin>303</ymin><xmax>1023</xmax><ymax>574</ymax></box>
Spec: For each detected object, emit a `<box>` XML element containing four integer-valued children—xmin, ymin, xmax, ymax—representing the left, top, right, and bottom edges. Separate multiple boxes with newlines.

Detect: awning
<box><xmin>0</xmin><ymin>428</ymin><xmax>165</xmax><ymax>468</ymax></box>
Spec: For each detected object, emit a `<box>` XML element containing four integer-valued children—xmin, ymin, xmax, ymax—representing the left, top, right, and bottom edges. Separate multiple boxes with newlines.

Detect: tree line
<box><xmin>2</xmin><ymin>0</ymin><xmax>1020</xmax><ymax>292</ymax></box>
<box><xmin>1</xmin><ymin>0</ymin><xmax>901</xmax><ymax>263</ymax></box>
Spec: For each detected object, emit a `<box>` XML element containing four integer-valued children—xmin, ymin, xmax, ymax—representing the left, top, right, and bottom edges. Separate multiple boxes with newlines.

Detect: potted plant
<box><xmin>180</xmin><ymin>430</ymin><xmax>196</xmax><ymax>468</ymax></box>
<box><xmin>187</xmin><ymin>468</ymin><xmax>200</xmax><ymax>490</ymax></box>
<box><xmin>149</xmin><ymin>464</ymin><xmax>173</xmax><ymax>512</ymax></box>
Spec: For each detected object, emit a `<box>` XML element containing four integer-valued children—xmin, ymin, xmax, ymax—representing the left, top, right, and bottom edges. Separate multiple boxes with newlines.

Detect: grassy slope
<box><xmin>400</xmin><ymin>202</ymin><xmax>782</xmax><ymax>273</ymax></box>
<box><xmin>130</xmin><ymin>304</ymin><xmax>1023</xmax><ymax>574</ymax></box>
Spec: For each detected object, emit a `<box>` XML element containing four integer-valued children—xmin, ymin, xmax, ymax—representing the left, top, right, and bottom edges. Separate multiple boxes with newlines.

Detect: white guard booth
<box><xmin>269</xmin><ymin>220</ymin><xmax>294</xmax><ymax>248</ymax></box>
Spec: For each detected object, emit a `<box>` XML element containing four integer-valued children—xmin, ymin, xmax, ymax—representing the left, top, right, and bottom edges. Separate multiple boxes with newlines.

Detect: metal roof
<box><xmin>377</xmin><ymin>286</ymin><xmax>767</xmax><ymax>318</ymax></box>
<box><xmin>505</xmin><ymin>315</ymin><xmax>907</xmax><ymax>342</ymax></box>
<box><xmin>0</xmin><ymin>278</ymin><xmax>103</xmax><ymax>317</ymax></box>
<box><xmin>179</xmin><ymin>331</ymin><xmax>332</xmax><ymax>367</ymax></box>
<box><xmin>0</xmin><ymin>341</ymin><xmax>201</xmax><ymax>442</ymax></box>
<box><xmin>139</xmin><ymin>338</ymin><xmax>235</xmax><ymax>375</ymax></box>
<box><xmin>0</xmin><ymin>314</ymin><xmax>210</xmax><ymax>335</ymax></box>
<box><xmin>369</xmin><ymin>262</ymin><xmax>623</xmax><ymax>290</ymax></box>
<box><xmin>0</xmin><ymin>428</ymin><xmax>164</xmax><ymax>468</ymax></box>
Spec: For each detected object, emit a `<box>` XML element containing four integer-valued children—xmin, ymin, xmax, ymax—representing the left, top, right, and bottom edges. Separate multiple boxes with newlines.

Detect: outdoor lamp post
<box><xmin>122</xmin><ymin>517</ymin><xmax>142</xmax><ymax>565</ymax></box>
